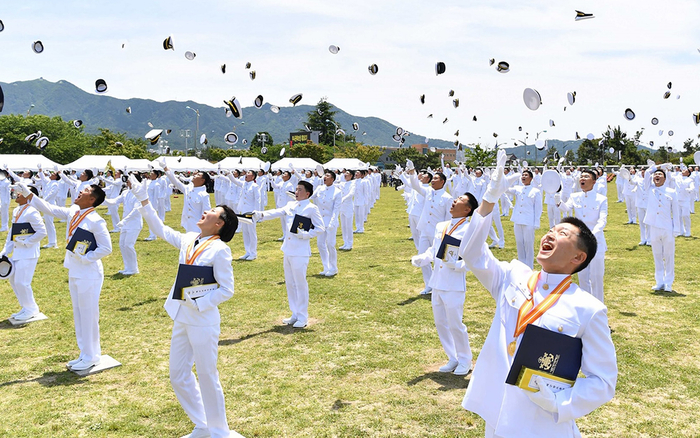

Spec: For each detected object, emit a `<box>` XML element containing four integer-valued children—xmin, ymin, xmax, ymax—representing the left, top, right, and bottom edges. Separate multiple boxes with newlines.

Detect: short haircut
<box><xmin>83</xmin><ymin>169</ymin><xmax>94</xmax><ymax>180</ymax></box>
<box><xmin>131</xmin><ymin>172</ymin><xmax>142</xmax><ymax>183</ymax></box>
<box><xmin>654</xmin><ymin>168</ymin><xmax>666</xmax><ymax>178</ymax></box>
<box><xmin>424</xmin><ymin>171</ymin><xmax>434</xmax><ymax>180</ymax></box>
<box><xmin>248</xmin><ymin>170</ymin><xmax>257</xmax><ymax>181</ymax></box>
<box><xmin>282</xmin><ymin>171</ymin><xmax>291</xmax><ymax>179</ymax></box>
<box><xmin>200</xmin><ymin>171</ymin><xmax>212</xmax><ymax>186</ymax></box>
<box><xmin>89</xmin><ymin>184</ymin><xmax>106</xmax><ymax>207</ymax></box>
<box><xmin>29</xmin><ymin>186</ymin><xmax>39</xmax><ymax>197</ymax></box>
<box><xmin>326</xmin><ymin>171</ymin><xmax>336</xmax><ymax>181</ymax></box>
<box><xmin>560</xmin><ymin>216</ymin><xmax>597</xmax><ymax>274</ymax></box>
<box><xmin>216</xmin><ymin>205</ymin><xmax>238</xmax><ymax>242</ymax></box>
<box><xmin>298</xmin><ymin>180</ymin><xmax>313</xmax><ymax>197</ymax></box>
<box><xmin>522</xmin><ymin>169</ymin><xmax>533</xmax><ymax>179</ymax></box>
<box><xmin>436</xmin><ymin>172</ymin><xmax>447</xmax><ymax>183</ymax></box>
<box><xmin>464</xmin><ymin>192</ymin><xmax>478</xmax><ymax>217</ymax></box>
<box><xmin>152</xmin><ymin>169</ymin><xmax>163</xmax><ymax>177</ymax></box>
<box><xmin>581</xmin><ymin>169</ymin><xmax>597</xmax><ymax>179</ymax></box>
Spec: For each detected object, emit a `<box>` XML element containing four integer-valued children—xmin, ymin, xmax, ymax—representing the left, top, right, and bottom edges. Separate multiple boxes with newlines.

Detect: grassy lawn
<box><xmin>0</xmin><ymin>184</ymin><xmax>699</xmax><ymax>437</ymax></box>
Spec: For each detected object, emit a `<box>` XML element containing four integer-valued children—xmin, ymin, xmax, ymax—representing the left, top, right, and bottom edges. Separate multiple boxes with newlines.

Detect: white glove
<box><xmin>37</xmin><ymin>162</ymin><xmax>42</xmax><ymax>170</ymax></box>
<box><xmin>128</xmin><ymin>175</ymin><xmax>148</xmax><ymax>202</ymax></box>
<box><xmin>157</xmin><ymin>157</ymin><xmax>167</xmax><ymax>169</ymax></box>
<box><xmin>295</xmin><ymin>230</ymin><xmax>312</xmax><ymax>240</ymax></box>
<box><xmin>2</xmin><ymin>163</ymin><xmax>7</xmax><ymax>170</ymax></box>
<box><xmin>482</xmin><ymin>149</ymin><xmax>508</xmax><ymax>203</ymax></box>
<box><xmin>116</xmin><ymin>221</ymin><xmax>125</xmax><ymax>229</ymax></box>
<box><xmin>410</xmin><ymin>255</ymin><xmax>422</xmax><ymax>267</ymax></box>
<box><xmin>182</xmin><ymin>293</ymin><xmax>200</xmax><ymax>311</ymax></box>
<box><xmin>554</xmin><ymin>193</ymin><xmax>561</xmax><ymax>205</ymax></box>
<box><xmin>77</xmin><ymin>254</ymin><xmax>92</xmax><ymax>265</ymax></box>
<box><xmin>12</xmin><ymin>182</ymin><xmax>31</xmax><ymax>197</ymax></box>
<box><xmin>526</xmin><ymin>376</ymin><xmax>558</xmax><ymax>414</ymax></box>
<box><xmin>647</xmin><ymin>159</ymin><xmax>655</xmax><ymax>168</ymax></box>
<box><xmin>442</xmin><ymin>260</ymin><xmax>457</xmax><ymax>270</ymax></box>
<box><xmin>411</xmin><ymin>255</ymin><xmax>431</xmax><ymax>267</ymax></box>
<box><xmin>328</xmin><ymin>219</ymin><xmax>338</xmax><ymax>229</ymax></box>
<box><xmin>251</xmin><ymin>211</ymin><xmax>262</xmax><ymax>222</ymax></box>
<box><xmin>53</xmin><ymin>164</ymin><xmax>59</xmax><ymax>172</ymax></box>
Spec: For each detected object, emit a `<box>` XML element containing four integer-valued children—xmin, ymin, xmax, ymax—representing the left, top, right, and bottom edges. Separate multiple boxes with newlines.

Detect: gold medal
<box><xmin>508</xmin><ymin>340</ymin><xmax>517</xmax><ymax>356</ymax></box>
<box><xmin>543</xmin><ymin>284</ymin><xmax>549</xmax><ymax>291</ymax></box>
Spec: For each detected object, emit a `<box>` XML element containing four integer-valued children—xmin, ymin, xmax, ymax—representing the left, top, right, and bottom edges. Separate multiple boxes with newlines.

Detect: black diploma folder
<box><xmin>173</xmin><ymin>264</ymin><xmax>217</xmax><ymax>300</ymax></box>
<box><xmin>66</xmin><ymin>227</ymin><xmax>98</xmax><ymax>255</ymax></box>
<box><xmin>290</xmin><ymin>214</ymin><xmax>314</xmax><ymax>234</ymax></box>
<box><xmin>506</xmin><ymin>323</ymin><xmax>583</xmax><ymax>393</ymax></box>
<box><xmin>11</xmin><ymin>222</ymin><xmax>36</xmax><ymax>241</ymax></box>
<box><xmin>435</xmin><ymin>234</ymin><xmax>462</xmax><ymax>261</ymax></box>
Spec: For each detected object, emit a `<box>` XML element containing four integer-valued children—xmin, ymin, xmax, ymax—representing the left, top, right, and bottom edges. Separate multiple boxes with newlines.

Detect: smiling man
<box><xmin>162</xmin><ymin>160</ymin><xmax>211</xmax><ymax>233</ymax></box>
<box><xmin>457</xmin><ymin>150</ymin><xmax>617</xmax><ymax>438</ymax></box>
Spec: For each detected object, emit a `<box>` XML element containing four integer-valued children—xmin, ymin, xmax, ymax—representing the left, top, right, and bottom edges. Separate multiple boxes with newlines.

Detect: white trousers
<box><xmin>0</xmin><ymin>201</ymin><xmax>8</xmax><ymax>231</ymax></box>
<box><xmin>340</xmin><ymin>212</ymin><xmax>354</xmax><ymax>248</ymax></box>
<box><xmin>169</xmin><ymin>322</ymin><xmax>230</xmax><ymax>438</ymax></box>
<box><xmin>513</xmin><ymin>224</ymin><xmax>536</xmax><ymax>269</ymax></box>
<box><xmin>44</xmin><ymin>213</ymin><xmax>57</xmax><ymax>246</ymax></box>
<box><xmin>108</xmin><ymin>205</ymin><xmax>120</xmax><ymax>230</ymax></box>
<box><xmin>147</xmin><ymin>200</ymin><xmax>166</xmax><ymax>239</ymax></box>
<box><xmin>240</xmin><ymin>222</ymin><xmax>257</xmax><ymax>258</ymax></box>
<box><xmin>625</xmin><ymin>195</ymin><xmax>636</xmax><ymax>223</ymax></box>
<box><xmin>488</xmin><ymin>202</ymin><xmax>504</xmax><ymax>245</ymax></box>
<box><xmin>317</xmin><ymin>226</ymin><xmax>338</xmax><ymax>272</ymax></box>
<box><xmin>680</xmin><ymin>202</ymin><xmax>691</xmax><ymax>236</ymax></box>
<box><xmin>284</xmin><ymin>255</ymin><xmax>310</xmax><ymax>323</ymax></box>
<box><xmin>577</xmin><ymin>247</ymin><xmax>605</xmax><ymax>302</ymax></box>
<box><xmin>616</xmin><ymin>182</ymin><xmax>625</xmax><ymax>202</ymax></box>
<box><xmin>432</xmin><ymin>289</ymin><xmax>472</xmax><ymax>365</ymax></box>
<box><xmin>119</xmin><ymin>228</ymin><xmax>140</xmax><ymax>272</ymax></box>
<box><xmin>409</xmin><ymin>214</ymin><xmax>421</xmax><ymax>251</ymax></box>
<box><xmin>68</xmin><ymin>276</ymin><xmax>103</xmax><ymax>363</ymax></box>
<box><xmin>9</xmin><ymin>258</ymin><xmax>39</xmax><ymax>314</ymax></box>
<box><xmin>649</xmin><ymin>226</ymin><xmax>675</xmax><ymax>287</ymax></box>
<box><xmin>637</xmin><ymin>208</ymin><xmax>649</xmax><ymax>243</ymax></box>
<box><xmin>418</xmin><ymin>234</ymin><xmax>433</xmax><ymax>288</ymax></box>
<box><xmin>546</xmin><ymin>204</ymin><xmax>561</xmax><ymax>228</ymax></box>
<box><xmin>354</xmin><ymin>205</ymin><xmax>366</xmax><ymax>232</ymax></box>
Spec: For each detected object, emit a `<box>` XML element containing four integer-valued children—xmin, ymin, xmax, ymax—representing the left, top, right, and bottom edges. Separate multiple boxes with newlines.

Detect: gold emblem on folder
<box><xmin>190</xmin><ymin>277</ymin><xmax>204</xmax><ymax>287</ymax></box>
<box><xmin>538</xmin><ymin>352</ymin><xmax>560</xmax><ymax>373</ymax></box>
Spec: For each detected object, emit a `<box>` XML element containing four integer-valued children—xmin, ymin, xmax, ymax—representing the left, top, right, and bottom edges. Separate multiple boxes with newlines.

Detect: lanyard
<box><xmin>68</xmin><ymin>208</ymin><xmax>94</xmax><ymax>238</ymax></box>
<box><xmin>513</xmin><ymin>271</ymin><xmax>572</xmax><ymax>338</ymax></box>
<box><xmin>185</xmin><ymin>235</ymin><xmax>220</xmax><ymax>265</ymax></box>
<box><xmin>14</xmin><ymin>204</ymin><xmax>30</xmax><ymax>223</ymax></box>
<box><xmin>441</xmin><ymin>217</ymin><xmax>467</xmax><ymax>239</ymax></box>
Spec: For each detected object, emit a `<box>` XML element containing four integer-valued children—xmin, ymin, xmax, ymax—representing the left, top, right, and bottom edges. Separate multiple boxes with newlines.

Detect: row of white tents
<box><xmin>0</xmin><ymin>155</ymin><xmax>372</xmax><ymax>173</ymax></box>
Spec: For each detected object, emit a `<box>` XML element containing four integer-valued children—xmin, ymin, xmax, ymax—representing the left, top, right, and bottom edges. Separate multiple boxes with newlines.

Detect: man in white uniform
<box><xmin>338</xmin><ymin>171</ymin><xmax>355</xmax><ymax>250</ymax></box>
<box><xmin>507</xmin><ymin>170</ymin><xmax>543</xmax><ymax>269</ymax></box>
<box><xmin>458</xmin><ymin>150</ymin><xmax>617</xmax><ymax>437</ymax></box>
<box><xmin>312</xmin><ymin>171</ymin><xmax>341</xmax><ymax>276</ymax></box>
<box><xmin>164</xmin><ymin>164</ymin><xmax>212</xmax><ymax>233</ymax></box>
<box><xmin>229</xmin><ymin>170</ymin><xmax>261</xmax><ymax>260</ymax></box>
<box><xmin>104</xmin><ymin>175</ymin><xmax>143</xmax><ymax>275</ymax></box>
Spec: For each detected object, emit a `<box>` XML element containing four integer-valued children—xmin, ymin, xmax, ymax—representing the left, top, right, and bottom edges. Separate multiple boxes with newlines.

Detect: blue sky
<box><xmin>2</xmin><ymin>0</ymin><xmax>700</xmax><ymax>151</ymax></box>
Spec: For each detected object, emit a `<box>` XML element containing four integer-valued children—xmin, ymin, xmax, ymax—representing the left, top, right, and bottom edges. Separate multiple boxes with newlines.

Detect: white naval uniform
<box><xmin>29</xmin><ymin>196</ymin><xmax>112</xmax><ymax>365</ymax></box>
<box><xmin>674</xmin><ymin>174</ymin><xmax>694</xmax><ymax>237</ymax></box>
<box><xmin>312</xmin><ymin>183</ymin><xmax>341</xmax><ymax>273</ymax></box>
<box><xmin>413</xmin><ymin>218</ymin><xmax>473</xmax><ymax>368</ymax></box>
<box><xmin>633</xmin><ymin>174</ymin><xmax>650</xmax><ymax>244</ymax></box>
<box><xmin>458</xmin><ymin>211</ymin><xmax>617</xmax><ymax>438</ymax></box>
<box><xmin>38</xmin><ymin>173</ymin><xmax>59</xmax><ymax>246</ymax></box>
<box><xmin>558</xmin><ymin>190</ymin><xmax>608</xmax><ymax>302</ymax></box>
<box><xmin>338</xmin><ymin>178</ymin><xmax>355</xmax><ymax>249</ymax></box>
<box><xmin>139</xmin><ymin>203</ymin><xmax>234</xmax><ymax>438</ymax></box>
<box><xmin>0</xmin><ymin>178</ymin><xmax>11</xmax><ymax>231</ymax></box>
<box><xmin>271</xmin><ymin>177</ymin><xmax>296</xmax><ymax>239</ymax></box>
<box><xmin>507</xmin><ymin>184</ymin><xmax>543</xmax><ymax>269</ymax></box>
<box><xmin>230</xmin><ymin>177</ymin><xmax>261</xmax><ymax>259</ymax></box>
<box><xmin>643</xmin><ymin>168</ymin><xmax>681</xmax><ymax>289</ymax></box>
<box><xmin>106</xmin><ymin>189</ymin><xmax>143</xmax><ymax>274</ymax></box>
<box><xmin>1</xmin><ymin>204</ymin><xmax>47</xmax><ymax>315</ymax></box>
<box><xmin>167</xmin><ymin>170</ymin><xmax>211</xmax><ymax>233</ymax></box>
<box><xmin>353</xmin><ymin>177</ymin><xmax>369</xmax><ymax>232</ymax></box>
<box><xmin>259</xmin><ymin>199</ymin><xmax>325</xmax><ymax>325</ymax></box>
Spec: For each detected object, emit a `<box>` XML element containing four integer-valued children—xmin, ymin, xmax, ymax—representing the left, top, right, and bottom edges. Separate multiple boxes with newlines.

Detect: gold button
<box><xmin>543</xmin><ymin>284</ymin><xmax>549</xmax><ymax>290</ymax></box>
<box><xmin>558</xmin><ymin>325</ymin><xmax>563</xmax><ymax>332</ymax></box>
<box><xmin>511</xmin><ymin>298</ymin><xmax>516</xmax><ymax>304</ymax></box>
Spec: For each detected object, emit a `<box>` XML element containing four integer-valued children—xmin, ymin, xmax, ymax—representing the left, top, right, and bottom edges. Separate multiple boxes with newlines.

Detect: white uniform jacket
<box><xmin>508</xmin><ymin>185</ymin><xmax>543</xmax><ymax>228</ymax></box>
<box><xmin>458</xmin><ymin>211</ymin><xmax>617</xmax><ymax>437</ymax></box>
<box><xmin>230</xmin><ymin>177</ymin><xmax>260</xmax><ymax>214</ymax></box>
<box><xmin>166</xmin><ymin>170</ymin><xmax>211</xmax><ymax>232</ymax></box>
<box><xmin>260</xmin><ymin>199</ymin><xmax>325</xmax><ymax>256</ymax></box>
<box><xmin>558</xmin><ymin>191</ymin><xmax>608</xmax><ymax>250</ymax></box>
<box><xmin>140</xmin><ymin>203</ymin><xmax>234</xmax><ymax>326</ymax></box>
<box><xmin>29</xmin><ymin>196</ymin><xmax>112</xmax><ymax>279</ymax></box>
<box><xmin>312</xmin><ymin>184</ymin><xmax>341</xmax><ymax>228</ymax></box>
<box><xmin>2</xmin><ymin>204</ymin><xmax>47</xmax><ymax>260</ymax></box>
<box><xmin>339</xmin><ymin>180</ymin><xmax>355</xmax><ymax>215</ymax></box>
<box><xmin>105</xmin><ymin>190</ymin><xmax>143</xmax><ymax>230</ymax></box>
<box><xmin>414</xmin><ymin>218</ymin><xmax>471</xmax><ymax>292</ymax></box>
<box><xmin>409</xmin><ymin>175</ymin><xmax>453</xmax><ymax>234</ymax></box>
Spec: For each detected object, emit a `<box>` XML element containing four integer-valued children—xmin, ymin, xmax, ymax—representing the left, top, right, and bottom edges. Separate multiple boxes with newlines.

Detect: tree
<box><xmin>576</xmin><ymin>138</ymin><xmax>601</xmax><ymax>165</ymax></box>
<box><xmin>91</xmin><ymin>129</ymin><xmax>152</xmax><ymax>159</ymax></box>
<box><xmin>334</xmin><ymin>143</ymin><xmax>383</xmax><ymax>164</ymax></box>
<box><xmin>463</xmin><ymin>143</ymin><xmax>497</xmax><ymax>168</ymax></box>
<box><xmin>290</xmin><ymin>141</ymin><xmax>332</xmax><ymax>163</ymax></box>
<box><xmin>543</xmin><ymin>145</ymin><xmax>559</xmax><ymax>164</ymax></box>
<box><xmin>305</xmin><ymin>98</ymin><xmax>339</xmax><ymax>146</ymax></box>
<box><xmin>563</xmin><ymin>150</ymin><xmax>576</xmax><ymax>165</ymax></box>
<box><xmin>682</xmin><ymin>138</ymin><xmax>698</xmax><ymax>155</ymax></box>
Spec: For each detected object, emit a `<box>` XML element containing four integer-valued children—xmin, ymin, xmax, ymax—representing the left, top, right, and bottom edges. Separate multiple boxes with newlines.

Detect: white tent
<box><xmin>217</xmin><ymin>156</ymin><xmax>265</xmax><ymax>171</ymax></box>
<box><xmin>63</xmin><ymin>155</ymin><xmax>131</xmax><ymax>171</ymax></box>
<box><xmin>323</xmin><ymin>158</ymin><xmax>369</xmax><ymax>170</ymax></box>
<box><xmin>271</xmin><ymin>157</ymin><xmax>322</xmax><ymax>171</ymax></box>
<box><xmin>0</xmin><ymin>154</ymin><xmax>62</xmax><ymax>171</ymax></box>
<box><xmin>128</xmin><ymin>159</ymin><xmax>154</xmax><ymax>171</ymax></box>
<box><xmin>150</xmin><ymin>156</ymin><xmax>216</xmax><ymax>172</ymax></box>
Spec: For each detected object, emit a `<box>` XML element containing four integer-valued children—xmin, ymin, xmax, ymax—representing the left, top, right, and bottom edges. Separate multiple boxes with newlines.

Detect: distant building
<box><xmin>410</xmin><ymin>143</ymin><xmax>456</xmax><ymax>161</ymax></box>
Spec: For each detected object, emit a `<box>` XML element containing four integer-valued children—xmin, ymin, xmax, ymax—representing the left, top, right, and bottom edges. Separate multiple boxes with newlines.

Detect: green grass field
<box><xmin>0</xmin><ymin>185</ymin><xmax>699</xmax><ymax>437</ymax></box>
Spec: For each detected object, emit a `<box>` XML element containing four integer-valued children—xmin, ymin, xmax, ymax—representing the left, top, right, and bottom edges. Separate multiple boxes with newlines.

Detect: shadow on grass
<box><xmin>0</xmin><ymin>320</ymin><xmax>28</xmax><ymax>330</ymax></box>
<box><xmin>219</xmin><ymin>324</ymin><xmax>308</xmax><ymax>346</ymax></box>
<box><xmin>397</xmin><ymin>295</ymin><xmax>431</xmax><ymax>306</ymax></box>
<box><xmin>619</xmin><ymin>311</ymin><xmax>637</xmax><ymax>317</ymax></box>
<box><xmin>407</xmin><ymin>371</ymin><xmax>470</xmax><ymax>391</ymax></box>
<box><xmin>117</xmin><ymin>297</ymin><xmax>160</xmax><ymax>312</ymax></box>
<box><xmin>0</xmin><ymin>370</ymin><xmax>87</xmax><ymax>388</ymax></box>
<box><xmin>651</xmin><ymin>289</ymin><xmax>686</xmax><ymax>297</ymax></box>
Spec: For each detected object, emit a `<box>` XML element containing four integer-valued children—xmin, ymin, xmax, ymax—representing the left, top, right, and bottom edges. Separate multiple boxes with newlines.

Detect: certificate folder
<box><xmin>66</xmin><ymin>227</ymin><xmax>98</xmax><ymax>255</ymax></box>
<box><xmin>236</xmin><ymin>212</ymin><xmax>254</xmax><ymax>225</ymax></box>
<box><xmin>11</xmin><ymin>222</ymin><xmax>36</xmax><ymax>241</ymax></box>
<box><xmin>173</xmin><ymin>264</ymin><xmax>217</xmax><ymax>300</ymax></box>
<box><xmin>506</xmin><ymin>324</ymin><xmax>582</xmax><ymax>393</ymax></box>
<box><xmin>436</xmin><ymin>234</ymin><xmax>462</xmax><ymax>261</ymax></box>
<box><xmin>290</xmin><ymin>214</ymin><xmax>314</xmax><ymax>234</ymax></box>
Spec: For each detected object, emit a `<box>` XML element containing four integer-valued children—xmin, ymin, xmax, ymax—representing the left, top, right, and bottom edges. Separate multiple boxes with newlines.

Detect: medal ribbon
<box><xmin>441</xmin><ymin>217</ymin><xmax>467</xmax><ymax>239</ymax></box>
<box><xmin>14</xmin><ymin>204</ymin><xmax>30</xmax><ymax>223</ymax></box>
<box><xmin>185</xmin><ymin>235</ymin><xmax>220</xmax><ymax>265</ymax></box>
<box><xmin>513</xmin><ymin>271</ymin><xmax>572</xmax><ymax>338</ymax></box>
<box><xmin>67</xmin><ymin>208</ymin><xmax>95</xmax><ymax>239</ymax></box>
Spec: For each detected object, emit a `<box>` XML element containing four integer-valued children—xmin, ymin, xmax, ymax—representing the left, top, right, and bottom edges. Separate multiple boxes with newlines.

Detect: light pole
<box><xmin>535</xmin><ymin>130</ymin><xmax>547</xmax><ymax>165</ymax></box>
<box><xmin>26</xmin><ymin>104</ymin><xmax>35</xmax><ymax>117</ymax></box>
<box><xmin>257</xmin><ymin>133</ymin><xmax>267</xmax><ymax>150</ymax></box>
<box><xmin>186</xmin><ymin>106</ymin><xmax>199</xmax><ymax>154</ymax></box>
<box><xmin>325</xmin><ymin>119</ymin><xmax>337</xmax><ymax>149</ymax></box>
<box><xmin>180</xmin><ymin>129</ymin><xmax>191</xmax><ymax>156</ymax></box>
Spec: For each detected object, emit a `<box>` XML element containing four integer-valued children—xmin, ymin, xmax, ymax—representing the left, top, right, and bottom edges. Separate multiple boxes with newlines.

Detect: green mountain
<box><xmin>0</xmin><ymin>78</ymin><xmax>455</xmax><ymax>151</ymax></box>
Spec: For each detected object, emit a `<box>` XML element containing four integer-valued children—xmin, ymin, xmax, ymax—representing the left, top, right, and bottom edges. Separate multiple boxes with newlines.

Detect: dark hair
<box><xmin>83</xmin><ymin>169</ymin><xmax>94</xmax><ymax>180</ymax></box>
<box><xmin>581</xmin><ymin>169</ymin><xmax>597</xmax><ymax>179</ymax></box>
<box><xmin>54</xmin><ymin>171</ymin><xmax>61</xmax><ymax>180</ymax></box>
<box><xmin>216</xmin><ymin>205</ymin><xmax>238</xmax><ymax>242</ymax></box>
<box><xmin>436</xmin><ymin>172</ymin><xmax>446</xmax><ymax>184</ymax></box>
<box><xmin>522</xmin><ymin>169</ymin><xmax>533</xmax><ymax>179</ymax></box>
<box><xmin>130</xmin><ymin>172</ymin><xmax>142</xmax><ymax>183</ymax></box>
<box><xmin>560</xmin><ymin>216</ymin><xmax>597</xmax><ymax>274</ymax></box>
<box><xmin>654</xmin><ymin>168</ymin><xmax>666</xmax><ymax>179</ymax></box>
<box><xmin>464</xmin><ymin>192</ymin><xmax>478</xmax><ymax>217</ymax></box>
<box><xmin>282</xmin><ymin>171</ymin><xmax>291</xmax><ymax>179</ymax></box>
<box><xmin>89</xmin><ymin>184</ymin><xmax>106</xmax><ymax>207</ymax></box>
<box><xmin>247</xmin><ymin>170</ymin><xmax>257</xmax><ymax>182</ymax></box>
<box><xmin>29</xmin><ymin>185</ymin><xmax>39</xmax><ymax>197</ymax></box>
<box><xmin>424</xmin><ymin>171</ymin><xmax>434</xmax><ymax>180</ymax></box>
<box><xmin>326</xmin><ymin>171</ymin><xmax>336</xmax><ymax>181</ymax></box>
<box><xmin>200</xmin><ymin>171</ymin><xmax>212</xmax><ymax>186</ymax></box>
<box><xmin>152</xmin><ymin>169</ymin><xmax>163</xmax><ymax>177</ymax></box>
<box><xmin>345</xmin><ymin>170</ymin><xmax>355</xmax><ymax>180</ymax></box>
<box><xmin>298</xmin><ymin>180</ymin><xmax>313</xmax><ymax>197</ymax></box>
